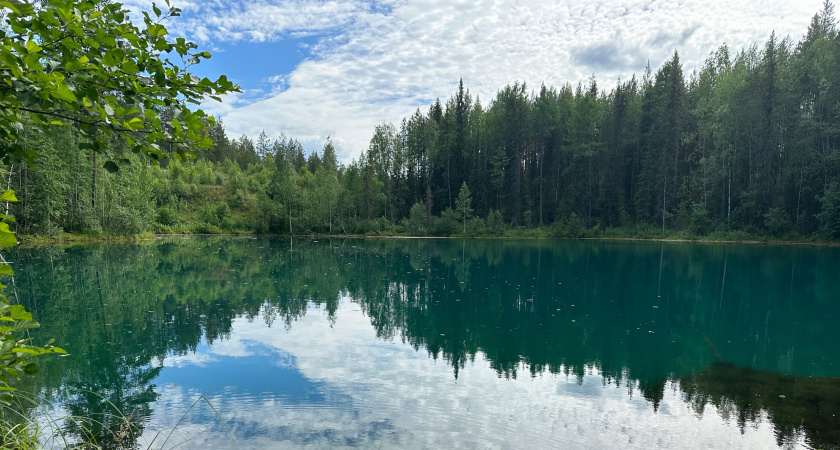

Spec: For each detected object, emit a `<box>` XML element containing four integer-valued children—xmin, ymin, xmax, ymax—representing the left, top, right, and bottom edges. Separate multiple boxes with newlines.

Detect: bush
<box><xmin>198</xmin><ymin>202</ymin><xmax>231</xmax><ymax>229</ymax></box>
<box><xmin>193</xmin><ymin>222</ymin><xmax>222</xmax><ymax>234</ymax></box>
<box><xmin>406</xmin><ymin>202</ymin><xmax>427</xmax><ymax>234</ymax></box>
<box><xmin>227</xmin><ymin>172</ymin><xmax>246</xmax><ymax>193</ymax></box>
<box><xmin>764</xmin><ymin>207</ymin><xmax>791</xmax><ymax>237</ymax></box>
<box><xmin>228</xmin><ymin>189</ymin><xmax>246</xmax><ymax>208</ymax></box>
<box><xmin>433</xmin><ymin>208</ymin><xmax>459</xmax><ymax>236</ymax></box>
<box><xmin>817</xmin><ymin>181</ymin><xmax>840</xmax><ymax>239</ymax></box>
<box><xmin>104</xmin><ymin>205</ymin><xmax>145</xmax><ymax>235</ymax></box>
<box><xmin>169</xmin><ymin>160</ymin><xmax>185</xmax><ymax>180</ymax></box>
<box><xmin>156</xmin><ymin>207</ymin><xmax>178</xmax><ymax>226</ymax></box>
<box><xmin>466</xmin><ymin>216</ymin><xmax>485</xmax><ymax>235</ymax></box>
<box><xmin>369</xmin><ymin>216</ymin><xmax>393</xmax><ymax>234</ymax></box>
<box><xmin>172</xmin><ymin>178</ymin><xmax>191</xmax><ymax>200</ymax></box>
<box><xmin>216</xmin><ymin>203</ymin><xmax>231</xmax><ymax>222</ymax></box>
<box><xmin>690</xmin><ymin>203</ymin><xmax>712</xmax><ymax>236</ymax></box>
<box><xmin>196</xmin><ymin>164</ymin><xmax>216</xmax><ymax>185</ymax></box>
<box><xmin>552</xmin><ymin>212</ymin><xmax>585</xmax><ymax>238</ymax></box>
<box><xmin>486</xmin><ymin>209</ymin><xmax>504</xmax><ymax>235</ymax></box>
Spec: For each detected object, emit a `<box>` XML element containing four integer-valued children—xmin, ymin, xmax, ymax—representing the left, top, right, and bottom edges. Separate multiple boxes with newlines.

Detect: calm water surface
<box><xmin>9</xmin><ymin>237</ymin><xmax>840</xmax><ymax>449</ymax></box>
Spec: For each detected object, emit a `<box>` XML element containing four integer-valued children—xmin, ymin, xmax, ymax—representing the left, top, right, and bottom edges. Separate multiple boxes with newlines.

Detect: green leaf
<box><xmin>0</xmin><ymin>190</ymin><xmax>17</xmax><ymax>203</ymax></box>
<box><xmin>0</xmin><ymin>1</ymin><xmax>32</xmax><ymax>15</ymax></box>
<box><xmin>0</xmin><ymin>265</ymin><xmax>12</xmax><ymax>276</ymax></box>
<box><xmin>128</xmin><ymin>117</ymin><xmax>143</xmax><ymax>128</ymax></box>
<box><xmin>103</xmin><ymin>161</ymin><xmax>119</xmax><ymax>173</ymax></box>
<box><xmin>0</xmin><ymin>224</ymin><xmax>16</xmax><ymax>248</ymax></box>
<box><xmin>123</xmin><ymin>60</ymin><xmax>139</xmax><ymax>73</ymax></box>
<box><xmin>12</xmin><ymin>348</ymin><xmax>40</xmax><ymax>355</ymax></box>
<box><xmin>51</xmin><ymin>84</ymin><xmax>76</xmax><ymax>102</ymax></box>
<box><xmin>23</xmin><ymin>363</ymin><xmax>37</xmax><ymax>375</ymax></box>
<box><xmin>25</xmin><ymin>40</ymin><xmax>41</xmax><ymax>53</ymax></box>
<box><xmin>9</xmin><ymin>305</ymin><xmax>32</xmax><ymax>322</ymax></box>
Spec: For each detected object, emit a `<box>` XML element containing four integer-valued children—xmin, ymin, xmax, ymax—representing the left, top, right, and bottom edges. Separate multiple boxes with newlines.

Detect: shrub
<box><xmin>690</xmin><ymin>203</ymin><xmax>712</xmax><ymax>236</ymax></box>
<box><xmin>193</xmin><ymin>222</ymin><xmax>222</xmax><ymax>234</ymax></box>
<box><xmin>764</xmin><ymin>207</ymin><xmax>791</xmax><ymax>237</ymax></box>
<box><xmin>156</xmin><ymin>207</ymin><xmax>178</xmax><ymax>226</ymax></box>
<box><xmin>433</xmin><ymin>208</ymin><xmax>459</xmax><ymax>236</ymax></box>
<box><xmin>228</xmin><ymin>189</ymin><xmax>246</xmax><ymax>208</ymax></box>
<box><xmin>172</xmin><ymin>178</ymin><xmax>191</xmax><ymax>200</ymax></box>
<box><xmin>406</xmin><ymin>202</ymin><xmax>427</xmax><ymax>234</ymax></box>
<box><xmin>486</xmin><ymin>209</ymin><xmax>504</xmax><ymax>235</ymax></box>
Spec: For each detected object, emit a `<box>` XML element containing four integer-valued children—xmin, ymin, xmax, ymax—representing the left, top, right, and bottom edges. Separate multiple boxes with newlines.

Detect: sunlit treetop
<box><xmin>0</xmin><ymin>0</ymin><xmax>239</xmax><ymax>170</ymax></box>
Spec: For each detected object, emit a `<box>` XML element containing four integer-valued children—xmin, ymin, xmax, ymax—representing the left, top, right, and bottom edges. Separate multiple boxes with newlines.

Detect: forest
<box><xmin>6</xmin><ymin>3</ymin><xmax>840</xmax><ymax>241</ymax></box>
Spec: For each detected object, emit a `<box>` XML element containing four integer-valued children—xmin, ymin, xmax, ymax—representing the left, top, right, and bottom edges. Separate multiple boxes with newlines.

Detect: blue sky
<box><xmin>125</xmin><ymin>0</ymin><xmax>824</xmax><ymax>163</ymax></box>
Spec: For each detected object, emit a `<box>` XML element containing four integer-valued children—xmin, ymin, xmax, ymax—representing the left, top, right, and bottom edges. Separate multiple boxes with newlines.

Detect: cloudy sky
<box><xmin>134</xmin><ymin>0</ymin><xmax>823</xmax><ymax>163</ymax></box>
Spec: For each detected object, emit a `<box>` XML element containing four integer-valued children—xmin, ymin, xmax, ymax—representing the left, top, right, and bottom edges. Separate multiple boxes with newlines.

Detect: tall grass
<box><xmin>0</xmin><ymin>391</ymin><xmax>237</xmax><ymax>450</ymax></box>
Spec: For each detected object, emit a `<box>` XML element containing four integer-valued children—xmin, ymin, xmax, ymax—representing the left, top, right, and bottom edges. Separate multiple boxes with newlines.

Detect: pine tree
<box><xmin>455</xmin><ymin>182</ymin><xmax>473</xmax><ymax>233</ymax></box>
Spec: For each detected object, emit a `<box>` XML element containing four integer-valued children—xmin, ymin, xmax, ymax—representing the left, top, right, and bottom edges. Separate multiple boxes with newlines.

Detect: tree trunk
<box><xmin>4</xmin><ymin>165</ymin><xmax>12</xmax><ymax>217</ymax></box>
<box><xmin>92</xmin><ymin>150</ymin><xmax>98</xmax><ymax>211</ymax></box>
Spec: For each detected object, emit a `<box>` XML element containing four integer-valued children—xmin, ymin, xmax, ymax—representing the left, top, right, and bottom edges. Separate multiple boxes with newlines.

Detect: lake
<box><xmin>8</xmin><ymin>237</ymin><xmax>840</xmax><ymax>449</ymax></box>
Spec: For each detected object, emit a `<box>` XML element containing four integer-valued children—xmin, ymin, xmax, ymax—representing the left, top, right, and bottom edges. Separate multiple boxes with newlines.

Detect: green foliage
<box><xmin>455</xmin><ymin>182</ymin><xmax>473</xmax><ymax>233</ymax></box>
<box><xmin>552</xmin><ymin>212</ymin><xmax>586</xmax><ymax>238</ymax></box>
<box><xmin>817</xmin><ymin>181</ymin><xmax>840</xmax><ymax>239</ymax></box>
<box><xmin>6</xmin><ymin>3</ymin><xmax>840</xmax><ymax>244</ymax></box>
<box><xmin>690</xmin><ymin>203</ymin><xmax>713</xmax><ymax>235</ymax></box>
<box><xmin>406</xmin><ymin>202</ymin><xmax>427</xmax><ymax>234</ymax></box>
<box><xmin>434</xmin><ymin>208</ymin><xmax>460</xmax><ymax>236</ymax></box>
<box><xmin>172</xmin><ymin>178</ymin><xmax>192</xmax><ymax>200</ymax></box>
<box><xmin>0</xmin><ymin>0</ymin><xmax>238</xmax><ymax>166</ymax></box>
<box><xmin>764</xmin><ymin>207</ymin><xmax>792</xmax><ymax>237</ymax></box>
<box><xmin>156</xmin><ymin>206</ymin><xmax>178</xmax><ymax>226</ymax></box>
<box><xmin>486</xmin><ymin>209</ymin><xmax>505</xmax><ymax>235</ymax></box>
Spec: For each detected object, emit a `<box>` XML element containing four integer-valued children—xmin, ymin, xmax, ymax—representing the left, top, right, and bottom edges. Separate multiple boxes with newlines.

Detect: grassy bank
<box><xmin>14</xmin><ymin>226</ymin><xmax>837</xmax><ymax>247</ymax></box>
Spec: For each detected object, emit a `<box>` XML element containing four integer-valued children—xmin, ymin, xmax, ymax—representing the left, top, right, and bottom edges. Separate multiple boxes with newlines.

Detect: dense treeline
<box><xmin>8</xmin><ymin>3</ymin><xmax>840</xmax><ymax>240</ymax></box>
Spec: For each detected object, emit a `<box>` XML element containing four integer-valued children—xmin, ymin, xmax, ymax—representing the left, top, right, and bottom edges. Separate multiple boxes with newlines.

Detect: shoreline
<box><xmin>15</xmin><ymin>232</ymin><xmax>838</xmax><ymax>247</ymax></box>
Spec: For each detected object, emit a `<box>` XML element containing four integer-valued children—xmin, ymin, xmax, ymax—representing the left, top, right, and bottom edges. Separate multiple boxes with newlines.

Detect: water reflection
<box><xmin>10</xmin><ymin>237</ymin><xmax>840</xmax><ymax>449</ymax></box>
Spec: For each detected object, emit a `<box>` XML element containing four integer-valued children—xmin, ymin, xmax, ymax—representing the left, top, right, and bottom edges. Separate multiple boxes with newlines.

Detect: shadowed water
<box><xmin>8</xmin><ymin>237</ymin><xmax>840</xmax><ymax>449</ymax></box>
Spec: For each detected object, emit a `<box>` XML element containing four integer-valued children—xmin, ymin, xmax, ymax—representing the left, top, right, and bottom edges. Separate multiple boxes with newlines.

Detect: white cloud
<box><xmin>200</xmin><ymin>90</ymin><xmax>250</xmax><ymax>118</ymax></box>
<box><xmin>139</xmin><ymin>299</ymin><xmax>787</xmax><ymax>449</ymax></box>
<box><xmin>171</xmin><ymin>0</ymin><xmax>375</xmax><ymax>42</ymax></box>
<box><xmin>174</xmin><ymin>0</ymin><xmax>823</xmax><ymax>163</ymax></box>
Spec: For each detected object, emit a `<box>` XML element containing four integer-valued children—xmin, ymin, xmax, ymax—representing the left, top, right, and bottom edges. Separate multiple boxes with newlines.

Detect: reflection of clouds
<box><xmin>207</xmin><ymin>337</ymin><xmax>255</xmax><ymax>358</ymax></box>
<box><xmin>166</xmin><ymin>350</ymin><xmax>219</xmax><ymax>368</ymax></box>
<box><xmin>144</xmin><ymin>298</ymin><xmax>787</xmax><ymax>449</ymax></box>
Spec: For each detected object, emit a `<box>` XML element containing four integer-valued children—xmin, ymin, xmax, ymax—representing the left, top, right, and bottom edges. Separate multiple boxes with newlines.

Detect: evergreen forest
<box><xmin>8</xmin><ymin>3</ymin><xmax>840</xmax><ymax>242</ymax></box>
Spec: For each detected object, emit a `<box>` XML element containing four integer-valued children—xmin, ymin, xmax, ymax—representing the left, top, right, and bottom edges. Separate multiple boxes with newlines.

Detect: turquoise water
<box><xmin>10</xmin><ymin>237</ymin><xmax>840</xmax><ymax>449</ymax></box>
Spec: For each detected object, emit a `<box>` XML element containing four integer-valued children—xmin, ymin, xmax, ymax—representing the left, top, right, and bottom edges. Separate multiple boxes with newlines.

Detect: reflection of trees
<box><xmin>61</xmin><ymin>365</ymin><xmax>161</xmax><ymax>449</ymax></box>
<box><xmin>10</xmin><ymin>237</ymin><xmax>840</xmax><ymax>449</ymax></box>
<box><xmin>14</xmin><ymin>237</ymin><xmax>344</xmax><ymax>446</ymax></box>
<box><xmin>679</xmin><ymin>362</ymin><xmax>840</xmax><ymax>450</ymax></box>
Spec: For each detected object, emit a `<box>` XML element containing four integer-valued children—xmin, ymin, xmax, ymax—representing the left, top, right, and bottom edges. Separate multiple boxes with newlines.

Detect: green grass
<box><xmin>17</xmin><ymin>231</ymin><xmax>157</xmax><ymax>245</ymax></box>
<box><xmin>17</xmin><ymin>219</ymin><xmax>839</xmax><ymax>247</ymax></box>
<box><xmin>0</xmin><ymin>391</ymin><xmax>238</xmax><ymax>450</ymax></box>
